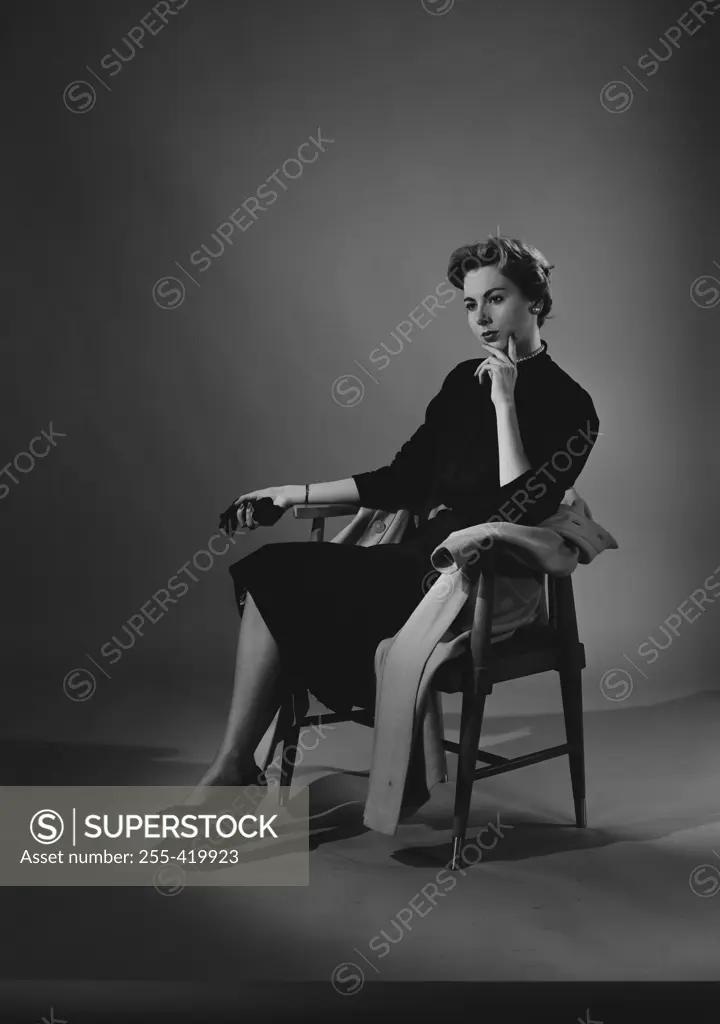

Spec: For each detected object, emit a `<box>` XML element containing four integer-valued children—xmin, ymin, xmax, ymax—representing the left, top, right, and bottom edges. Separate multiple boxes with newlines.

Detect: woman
<box><xmin>189</xmin><ymin>235</ymin><xmax>600</xmax><ymax>800</ymax></box>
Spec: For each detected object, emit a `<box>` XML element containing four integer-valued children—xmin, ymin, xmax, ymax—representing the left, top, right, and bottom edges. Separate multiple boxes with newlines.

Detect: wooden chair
<box><xmin>267</xmin><ymin>503</ymin><xmax>587</xmax><ymax>871</ymax></box>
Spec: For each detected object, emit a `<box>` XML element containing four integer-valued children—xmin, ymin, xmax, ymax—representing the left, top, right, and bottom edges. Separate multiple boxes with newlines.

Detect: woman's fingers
<box><xmin>233</xmin><ymin>493</ymin><xmax>257</xmax><ymax>531</ymax></box>
<box><xmin>218</xmin><ymin>493</ymin><xmax>260</xmax><ymax>535</ymax></box>
<box><xmin>477</xmin><ymin>358</ymin><xmax>499</xmax><ymax>384</ymax></box>
<box><xmin>480</xmin><ymin>343</ymin><xmax>511</xmax><ymax>367</ymax></box>
<box><xmin>241</xmin><ymin>503</ymin><xmax>256</xmax><ymax>531</ymax></box>
<box><xmin>227</xmin><ymin>488</ymin><xmax>279</xmax><ymax>532</ymax></box>
<box><xmin>232</xmin><ymin>500</ymin><xmax>248</xmax><ymax>531</ymax></box>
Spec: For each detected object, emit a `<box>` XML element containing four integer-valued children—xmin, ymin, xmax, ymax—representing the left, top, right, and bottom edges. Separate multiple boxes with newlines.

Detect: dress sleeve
<box><xmin>351</xmin><ymin>366</ymin><xmax>459</xmax><ymax>512</ymax></box>
<box><xmin>454</xmin><ymin>394</ymin><xmax>600</xmax><ymax>528</ymax></box>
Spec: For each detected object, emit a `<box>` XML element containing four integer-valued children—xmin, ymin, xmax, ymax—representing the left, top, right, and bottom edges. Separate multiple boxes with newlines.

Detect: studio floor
<box><xmin>3</xmin><ymin>688</ymin><xmax>720</xmax><ymax>1013</ymax></box>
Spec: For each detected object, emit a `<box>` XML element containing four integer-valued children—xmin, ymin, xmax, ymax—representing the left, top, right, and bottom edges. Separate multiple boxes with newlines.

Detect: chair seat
<box><xmin>487</xmin><ymin>620</ymin><xmax>558</xmax><ymax>656</ymax></box>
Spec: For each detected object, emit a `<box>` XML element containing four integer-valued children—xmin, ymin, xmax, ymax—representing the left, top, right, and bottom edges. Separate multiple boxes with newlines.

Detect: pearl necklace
<box><xmin>516</xmin><ymin>340</ymin><xmax>547</xmax><ymax>364</ymax></box>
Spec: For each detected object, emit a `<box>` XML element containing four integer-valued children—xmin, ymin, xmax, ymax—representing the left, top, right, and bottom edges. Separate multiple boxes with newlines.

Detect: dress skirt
<box><xmin>227</xmin><ymin>510</ymin><xmax>465</xmax><ymax>713</ymax></box>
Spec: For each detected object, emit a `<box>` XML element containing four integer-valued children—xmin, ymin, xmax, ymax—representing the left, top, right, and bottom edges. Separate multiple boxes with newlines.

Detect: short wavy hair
<box><xmin>447</xmin><ymin>235</ymin><xmax>555</xmax><ymax>328</ymax></box>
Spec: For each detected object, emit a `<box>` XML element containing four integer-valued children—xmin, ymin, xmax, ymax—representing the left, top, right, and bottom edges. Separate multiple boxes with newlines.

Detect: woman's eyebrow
<box><xmin>463</xmin><ymin>287</ymin><xmax>506</xmax><ymax>302</ymax></box>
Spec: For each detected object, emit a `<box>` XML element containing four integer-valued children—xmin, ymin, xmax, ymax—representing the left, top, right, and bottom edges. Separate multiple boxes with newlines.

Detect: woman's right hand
<box><xmin>220</xmin><ymin>485</ymin><xmax>296</xmax><ymax>534</ymax></box>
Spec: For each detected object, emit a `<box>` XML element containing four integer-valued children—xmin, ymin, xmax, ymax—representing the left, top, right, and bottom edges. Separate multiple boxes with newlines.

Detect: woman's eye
<box><xmin>490</xmin><ymin>294</ymin><xmax>503</xmax><ymax>303</ymax></box>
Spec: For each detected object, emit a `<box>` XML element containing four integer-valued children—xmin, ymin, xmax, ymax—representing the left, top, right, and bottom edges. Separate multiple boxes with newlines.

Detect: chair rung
<box><xmin>300</xmin><ymin>710</ymin><xmax>373</xmax><ymax>728</ymax></box>
<box><xmin>300</xmin><ymin>713</ymin><xmax>347</xmax><ymax>726</ymax></box>
<box><xmin>443</xmin><ymin>740</ymin><xmax>509</xmax><ymax>766</ymax></box>
<box><xmin>473</xmin><ymin>743</ymin><xmax>570</xmax><ymax>780</ymax></box>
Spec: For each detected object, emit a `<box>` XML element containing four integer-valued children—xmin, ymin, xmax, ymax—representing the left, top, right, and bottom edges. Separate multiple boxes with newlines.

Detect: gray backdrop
<box><xmin>3</xmin><ymin>0</ymin><xmax>720</xmax><ymax>744</ymax></box>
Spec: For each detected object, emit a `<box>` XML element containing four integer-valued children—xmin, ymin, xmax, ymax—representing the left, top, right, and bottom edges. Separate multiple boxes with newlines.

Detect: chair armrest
<box><xmin>292</xmin><ymin>503</ymin><xmax>360</xmax><ymax>520</ymax></box>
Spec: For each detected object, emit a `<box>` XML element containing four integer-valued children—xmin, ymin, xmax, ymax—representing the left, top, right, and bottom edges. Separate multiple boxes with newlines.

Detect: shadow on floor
<box><xmin>5</xmin><ymin>688</ymin><xmax>720</xmax><ymax>868</ymax></box>
<box><xmin>0</xmin><ymin>738</ymin><xmax>676</xmax><ymax>869</ymax></box>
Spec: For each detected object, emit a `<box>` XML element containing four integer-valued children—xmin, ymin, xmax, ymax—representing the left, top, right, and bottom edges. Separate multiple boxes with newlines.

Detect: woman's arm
<box><xmin>348</xmin><ymin>364</ymin><xmax>461</xmax><ymax>511</ymax></box>
<box><xmin>468</xmin><ymin>338</ymin><xmax>599</xmax><ymax>526</ymax></box>
<box><xmin>454</xmin><ymin>398</ymin><xmax>600</xmax><ymax>529</ymax></box>
<box><xmin>479</xmin><ymin>336</ymin><xmax>532</xmax><ymax>487</ymax></box>
<box><xmin>227</xmin><ymin>479</ymin><xmax>361</xmax><ymax>532</ymax></box>
<box><xmin>281</xmin><ymin>479</ymin><xmax>360</xmax><ymax>507</ymax></box>
<box><xmin>494</xmin><ymin>401</ymin><xmax>532</xmax><ymax>487</ymax></box>
<box><xmin>234</xmin><ymin>363</ymin><xmax>453</xmax><ymax>525</ymax></box>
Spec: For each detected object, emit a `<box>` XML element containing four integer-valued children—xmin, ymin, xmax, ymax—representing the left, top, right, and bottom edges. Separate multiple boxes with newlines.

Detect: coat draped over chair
<box><xmin>259</xmin><ymin>488</ymin><xmax>618</xmax><ymax>836</ymax></box>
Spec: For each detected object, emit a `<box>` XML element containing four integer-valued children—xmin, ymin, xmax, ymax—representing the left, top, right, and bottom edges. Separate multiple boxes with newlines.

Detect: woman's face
<box><xmin>462</xmin><ymin>264</ymin><xmax>537</xmax><ymax>353</ymax></box>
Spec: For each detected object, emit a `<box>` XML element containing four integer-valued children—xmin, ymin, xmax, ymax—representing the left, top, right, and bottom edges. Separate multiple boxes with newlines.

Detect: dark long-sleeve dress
<box><xmin>228</xmin><ymin>340</ymin><xmax>599</xmax><ymax>712</ymax></box>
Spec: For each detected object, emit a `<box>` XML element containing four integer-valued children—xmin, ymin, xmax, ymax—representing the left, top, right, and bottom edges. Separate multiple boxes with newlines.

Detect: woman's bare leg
<box><xmin>187</xmin><ymin>592</ymin><xmax>284</xmax><ymax>798</ymax></box>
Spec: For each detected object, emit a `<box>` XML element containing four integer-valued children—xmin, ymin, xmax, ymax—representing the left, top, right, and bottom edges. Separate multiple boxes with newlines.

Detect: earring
<box><xmin>531</xmin><ymin>304</ymin><xmax>541</xmax><ymax>314</ymax></box>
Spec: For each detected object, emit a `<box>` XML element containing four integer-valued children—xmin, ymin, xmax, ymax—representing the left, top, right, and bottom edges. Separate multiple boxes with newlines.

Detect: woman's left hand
<box><xmin>475</xmin><ymin>333</ymin><xmax>518</xmax><ymax>406</ymax></box>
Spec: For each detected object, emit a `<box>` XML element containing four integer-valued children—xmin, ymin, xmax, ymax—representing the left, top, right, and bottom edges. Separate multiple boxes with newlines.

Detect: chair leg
<box><xmin>559</xmin><ymin>667</ymin><xmax>587</xmax><ymax>828</ymax></box>
<box><xmin>451</xmin><ymin>688</ymin><xmax>487</xmax><ymax>870</ymax></box>
<box><xmin>276</xmin><ymin>685</ymin><xmax>311</xmax><ymax>807</ymax></box>
<box><xmin>278</xmin><ymin>720</ymin><xmax>301</xmax><ymax>806</ymax></box>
